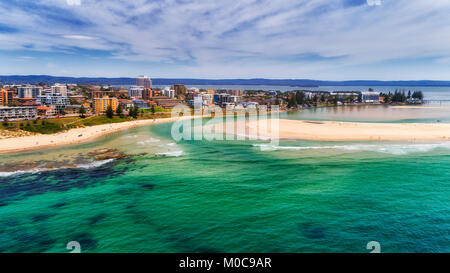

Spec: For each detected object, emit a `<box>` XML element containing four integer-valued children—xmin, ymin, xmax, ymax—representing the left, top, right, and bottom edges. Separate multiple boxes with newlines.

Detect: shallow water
<box><xmin>0</xmin><ymin>109</ymin><xmax>449</xmax><ymax>253</ymax></box>
<box><xmin>281</xmin><ymin>105</ymin><xmax>450</xmax><ymax>123</ymax></box>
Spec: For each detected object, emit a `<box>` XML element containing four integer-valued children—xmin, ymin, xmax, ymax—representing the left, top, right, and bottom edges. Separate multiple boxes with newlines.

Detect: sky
<box><xmin>1</xmin><ymin>0</ymin><xmax>450</xmax><ymax>80</ymax></box>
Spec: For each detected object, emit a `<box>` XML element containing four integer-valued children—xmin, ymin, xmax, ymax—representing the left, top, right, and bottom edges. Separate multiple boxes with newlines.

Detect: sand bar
<box><xmin>247</xmin><ymin>119</ymin><xmax>450</xmax><ymax>142</ymax></box>
<box><xmin>3</xmin><ymin>117</ymin><xmax>450</xmax><ymax>154</ymax></box>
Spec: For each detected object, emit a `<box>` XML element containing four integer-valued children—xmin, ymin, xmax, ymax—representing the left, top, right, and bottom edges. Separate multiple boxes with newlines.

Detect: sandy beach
<box><xmin>0</xmin><ymin>116</ymin><xmax>188</xmax><ymax>154</ymax></box>
<box><xmin>3</xmin><ymin>116</ymin><xmax>450</xmax><ymax>154</ymax></box>
<box><xmin>246</xmin><ymin>119</ymin><xmax>450</xmax><ymax>142</ymax></box>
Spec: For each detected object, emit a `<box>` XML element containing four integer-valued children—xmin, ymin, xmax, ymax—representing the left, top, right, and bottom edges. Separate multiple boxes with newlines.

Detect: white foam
<box><xmin>75</xmin><ymin>159</ymin><xmax>115</xmax><ymax>169</ymax></box>
<box><xmin>137</xmin><ymin>138</ymin><xmax>161</xmax><ymax>145</ymax></box>
<box><xmin>155</xmin><ymin>151</ymin><xmax>184</xmax><ymax>157</ymax></box>
<box><xmin>0</xmin><ymin>170</ymin><xmax>36</xmax><ymax>177</ymax></box>
<box><xmin>0</xmin><ymin>159</ymin><xmax>115</xmax><ymax>177</ymax></box>
<box><xmin>253</xmin><ymin>142</ymin><xmax>450</xmax><ymax>155</ymax></box>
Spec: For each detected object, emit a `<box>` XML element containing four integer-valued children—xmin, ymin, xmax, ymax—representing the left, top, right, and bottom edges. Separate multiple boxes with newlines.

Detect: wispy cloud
<box><xmin>62</xmin><ymin>35</ymin><xmax>97</xmax><ymax>40</ymax></box>
<box><xmin>1</xmin><ymin>0</ymin><xmax>450</xmax><ymax>79</ymax></box>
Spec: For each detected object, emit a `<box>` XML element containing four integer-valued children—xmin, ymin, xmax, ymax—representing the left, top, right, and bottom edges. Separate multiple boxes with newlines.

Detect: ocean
<box><xmin>0</xmin><ymin>89</ymin><xmax>449</xmax><ymax>253</ymax></box>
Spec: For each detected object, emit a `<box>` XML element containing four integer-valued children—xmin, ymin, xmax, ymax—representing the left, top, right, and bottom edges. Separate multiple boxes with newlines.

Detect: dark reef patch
<box><xmin>300</xmin><ymin>223</ymin><xmax>327</xmax><ymax>239</ymax></box>
<box><xmin>31</xmin><ymin>213</ymin><xmax>55</xmax><ymax>223</ymax></box>
<box><xmin>140</xmin><ymin>184</ymin><xmax>155</xmax><ymax>190</ymax></box>
<box><xmin>0</xmin><ymin>157</ymin><xmax>139</xmax><ymax>205</ymax></box>
<box><xmin>72</xmin><ymin>233</ymin><xmax>98</xmax><ymax>252</ymax></box>
<box><xmin>50</xmin><ymin>202</ymin><xmax>68</xmax><ymax>209</ymax></box>
<box><xmin>88</xmin><ymin>213</ymin><xmax>108</xmax><ymax>225</ymax></box>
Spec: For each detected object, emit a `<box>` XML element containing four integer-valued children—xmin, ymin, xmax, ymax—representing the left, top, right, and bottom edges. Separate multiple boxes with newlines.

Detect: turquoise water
<box><xmin>0</xmin><ymin>108</ymin><xmax>449</xmax><ymax>253</ymax></box>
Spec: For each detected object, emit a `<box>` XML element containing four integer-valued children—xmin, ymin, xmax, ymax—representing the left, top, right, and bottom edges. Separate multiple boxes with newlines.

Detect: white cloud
<box><xmin>1</xmin><ymin>0</ymin><xmax>450</xmax><ymax>79</ymax></box>
<box><xmin>66</xmin><ymin>0</ymin><xmax>81</xmax><ymax>6</ymax></box>
<box><xmin>62</xmin><ymin>35</ymin><xmax>97</xmax><ymax>40</ymax></box>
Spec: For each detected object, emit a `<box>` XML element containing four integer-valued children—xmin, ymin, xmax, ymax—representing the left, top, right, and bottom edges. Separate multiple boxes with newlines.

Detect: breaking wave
<box><xmin>253</xmin><ymin>142</ymin><xmax>450</xmax><ymax>155</ymax></box>
<box><xmin>137</xmin><ymin>138</ymin><xmax>161</xmax><ymax>145</ymax></box>
<box><xmin>155</xmin><ymin>151</ymin><xmax>185</xmax><ymax>157</ymax></box>
<box><xmin>0</xmin><ymin>159</ymin><xmax>115</xmax><ymax>177</ymax></box>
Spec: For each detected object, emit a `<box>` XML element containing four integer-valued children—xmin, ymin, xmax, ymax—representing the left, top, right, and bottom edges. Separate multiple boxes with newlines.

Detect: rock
<box><xmin>88</xmin><ymin>148</ymin><xmax>128</xmax><ymax>161</ymax></box>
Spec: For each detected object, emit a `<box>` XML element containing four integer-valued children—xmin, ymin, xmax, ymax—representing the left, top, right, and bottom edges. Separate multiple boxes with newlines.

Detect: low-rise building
<box><xmin>37</xmin><ymin>106</ymin><xmax>56</xmax><ymax>116</ymax></box>
<box><xmin>119</xmin><ymin>99</ymin><xmax>133</xmax><ymax>110</ymax></box>
<box><xmin>132</xmin><ymin>99</ymin><xmax>149</xmax><ymax>109</ymax></box>
<box><xmin>360</xmin><ymin>91</ymin><xmax>381</xmax><ymax>103</ymax></box>
<box><xmin>69</xmin><ymin>95</ymin><xmax>86</xmax><ymax>104</ymax></box>
<box><xmin>152</xmin><ymin>97</ymin><xmax>183</xmax><ymax>109</ymax></box>
<box><xmin>0</xmin><ymin>106</ymin><xmax>37</xmax><ymax>120</ymax></box>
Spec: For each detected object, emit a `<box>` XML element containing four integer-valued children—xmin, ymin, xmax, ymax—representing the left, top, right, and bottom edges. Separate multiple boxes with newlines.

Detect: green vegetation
<box><xmin>21</xmin><ymin>120</ymin><xmax>76</xmax><ymax>134</ymax></box>
<box><xmin>116</xmin><ymin>104</ymin><xmax>124</xmax><ymax>118</ymax></box>
<box><xmin>380</xmin><ymin>89</ymin><xmax>423</xmax><ymax>104</ymax></box>
<box><xmin>151</xmin><ymin>104</ymin><xmax>156</xmax><ymax>115</ymax></box>
<box><xmin>412</xmin><ymin>91</ymin><xmax>424</xmax><ymax>100</ymax></box>
<box><xmin>130</xmin><ymin>106</ymin><xmax>139</xmax><ymax>119</ymax></box>
<box><xmin>81</xmin><ymin>116</ymin><xmax>131</xmax><ymax>126</ymax></box>
<box><xmin>139</xmin><ymin>106</ymin><xmax>166</xmax><ymax>113</ymax></box>
<box><xmin>79</xmin><ymin>105</ymin><xmax>86</xmax><ymax>118</ymax></box>
<box><xmin>106</xmin><ymin>105</ymin><xmax>114</xmax><ymax>119</ymax></box>
<box><xmin>287</xmin><ymin>94</ymin><xmax>297</xmax><ymax>108</ymax></box>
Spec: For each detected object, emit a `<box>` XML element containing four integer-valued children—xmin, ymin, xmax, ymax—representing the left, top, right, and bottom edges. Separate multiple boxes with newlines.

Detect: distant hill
<box><xmin>2</xmin><ymin>75</ymin><xmax>450</xmax><ymax>87</ymax></box>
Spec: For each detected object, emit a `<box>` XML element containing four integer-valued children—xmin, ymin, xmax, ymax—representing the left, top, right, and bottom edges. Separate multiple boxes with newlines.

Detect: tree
<box><xmin>287</xmin><ymin>94</ymin><xmax>297</xmax><ymax>108</ymax></box>
<box><xmin>412</xmin><ymin>91</ymin><xmax>423</xmax><ymax>100</ymax></box>
<box><xmin>79</xmin><ymin>105</ymin><xmax>86</xmax><ymax>118</ymax></box>
<box><xmin>2</xmin><ymin>117</ymin><xmax>8</xmax><ymax>127</ymax></box>
<box><xmin>333</xmin><ymin>95</ymin><xmax>338</xmax><ymax>105</ymax></box>
<box><xmin>320</xmin><ymin>95</ymin><xmax>325</xmax><ymax>103</ymax></box>
<box><xmin>116</xmin><ymin>103</ymin><xmax>123</xmax><ymax>118</ymax></box>
<box><xmin>106</xmin><ymin>105</ymin><xmax>114</xmax><ymax>119</ymax></box>
<box><xmin>407</xmin><ymin>90</ymin><xmax>411</xmax><ymax>99</ymax></box>
<box><xmin>130</xmin><ymin>106</ymin><xmax>139</xmax><ymax>119</ymax></box>
<box><xmin>295</xmin><ymin>91</ymin><xmax>305</xmax><ymax>105</ymax></box>
<box><xmin>151</xmin><ymin>104</ymin><xmax>156</xmax><ymax>115</ymax></box>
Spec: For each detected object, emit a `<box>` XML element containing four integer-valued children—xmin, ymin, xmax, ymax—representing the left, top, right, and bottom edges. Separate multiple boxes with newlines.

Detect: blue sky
<box><xmin>1</xmin><ymin>0</ymin><xmax>450</xmax><ymax>80</ymax></box>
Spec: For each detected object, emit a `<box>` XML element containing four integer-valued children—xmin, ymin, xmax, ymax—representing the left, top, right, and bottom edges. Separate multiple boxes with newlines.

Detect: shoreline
<box><xmin>0</xmin><ymin>116</ymin><xmax>189</xmax><ymax>154</ymax></box>
<box><xmin>247</xmin><ymin>119</ymin><xmax>450</xmax><ymax>142</ymax></box>
<box><xmin>3</xmin><ymin>115</ymin><xmax>450</xmax><ymax>154</ymax></box>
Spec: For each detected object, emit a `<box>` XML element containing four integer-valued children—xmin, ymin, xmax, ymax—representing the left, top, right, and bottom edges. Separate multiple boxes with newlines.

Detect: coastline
<box><xmin>3</xmin><ymin>115</ymin><xmax>450</xmax><ymax>154</ymax></box>
<box><xmin>248</xmin><ymin>119</ymin><xmax>450</xmax><ymax>142</ymax></box>
<box><xmin>0</xmin><ymin>116</ymin><xmax>188</xmax><ymax>154</ymax></box>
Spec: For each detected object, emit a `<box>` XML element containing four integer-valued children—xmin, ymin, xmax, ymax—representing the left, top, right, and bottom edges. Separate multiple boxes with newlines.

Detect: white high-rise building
<box><xmin>18</xmin><ymin>85</ymin><xmax>42</xmax><ymax>98</ymax></box>
<box><xmin>51</xmin><ymin>83</ymin><xmax>67</xmax><ymax>96</ymax></box>
<box><xmin>162</xmin><ymin>87</ymin><xmax>175</xmax><ymax>98</ymax></box>
<box><xmin>136</xmin><ymin>75</ymin><xmax>152</xmax><ymax>89</ymax></box>
<box><xmin>128</xmin><ymin>86</ymin><xmax>144</xmax><ymax>98</ymax></box>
